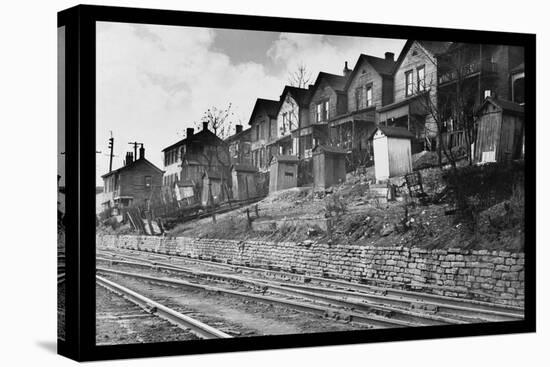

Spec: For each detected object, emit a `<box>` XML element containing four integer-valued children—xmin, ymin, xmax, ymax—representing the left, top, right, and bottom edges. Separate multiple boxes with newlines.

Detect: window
<box><xmin>282</xmin><ymin>112</ymin><xmax>288</xmax><ymax>134</ymax></box>
<box><xmin>417</xmin><ymin>66</ymin><xmax>425</xmax><ymax>91</ymax></box>
<box><xmin>513</xmin><ymin>76</ymin><xmax>524</xmax><ymax>104</ymax></box>
<box><xmin>366</xmin><ymin>85</ymin><xmax>373</xmax><ymax>107</ymax></box>
<box><xmin>144</xmin><ymin>176</ymin><xmax>152</xmax><ymax>188</ymax></box>
<box><xmin>484</xmin><ymin>90</ymin><xmax>492</xmax><ymax>99</ymax></box>
<box><xmin>316</xmin><ymin>100</ymin><xmax>329</xmax><ymax>122</ymax></box>
<box><xmin>405</xmin><ymin>70</ymin><xmax>414</xmax><ymax>96</ymax></box>
<box><xmin>355</xmin><ymin>86</ymin><xmax>364</xmax><ymax>110</ymax></box>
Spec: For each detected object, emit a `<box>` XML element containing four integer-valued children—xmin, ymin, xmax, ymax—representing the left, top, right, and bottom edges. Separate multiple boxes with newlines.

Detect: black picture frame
<box><xmin>57</xmin><ymin>4</ymin><xmax>536</xmax><ymax>362</ymax></box>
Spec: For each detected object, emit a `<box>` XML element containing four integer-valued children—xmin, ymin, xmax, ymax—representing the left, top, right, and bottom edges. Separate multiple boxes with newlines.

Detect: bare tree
<box><xmin>198</xmin><ymin>102</ymin><xmax>235</xmax><ymax>139</ymax></box>
<box><xmin>409</xmin><ymin>44</ymin><xmax>481</xmax><ymax>168</ymax></box>
<box><xmin>288</xmin><ymin>63</ymin><xmax>312</xmax><ymax>89</ymax></box>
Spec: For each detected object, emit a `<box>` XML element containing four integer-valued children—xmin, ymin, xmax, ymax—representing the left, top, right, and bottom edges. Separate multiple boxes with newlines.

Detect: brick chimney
<box><xmin>385</xmin><ymin>52</ymin><xmax>395</xmax><ymax>61</ymax></box>
<box><xmin>139</xmin><ymin>144</ymin><xmax>145</xmax><ymax>159</ymax></box>
<box><xmin>186</xmin><ymin>127</ymin><xmax>194</xmax><ymax>138</ymax></box>
<box><xmin>235</xmin><ymin>124</ymin><xmax>243</xmax><ymax>134</ymax></box>
<box><xmin>202</xmin><ymin>121</ymin><xmax>209</xmax><ymax>131</ymax></box>
<box><xmin>343</xmin><ymin>61</ymin><xmax>352</xmax><ymax>78</ymax></box>
<box><xmin>125</xmin><ymin>152</ymin><xmax>134</xmax><ymax>166</ymax></box>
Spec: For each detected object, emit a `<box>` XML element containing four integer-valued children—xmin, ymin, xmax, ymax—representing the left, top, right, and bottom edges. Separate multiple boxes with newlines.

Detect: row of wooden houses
<box><xmin>99</xmin><ymin>39</ymin><xmax>525</xmax><ymax>214</ymax></box>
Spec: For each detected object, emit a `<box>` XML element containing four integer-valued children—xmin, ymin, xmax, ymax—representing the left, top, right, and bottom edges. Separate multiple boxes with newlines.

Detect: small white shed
<box><xmin>370</xmin><ymin>126</ymin><xmax>415</xmax><ymax>181</ymax></box>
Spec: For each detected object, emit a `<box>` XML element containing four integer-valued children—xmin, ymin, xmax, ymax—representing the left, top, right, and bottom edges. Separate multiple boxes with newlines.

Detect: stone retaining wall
<box><xmin>97</xmin><ymin>235</ymin><xmax>524</xmax><ymax>307</ymax></box>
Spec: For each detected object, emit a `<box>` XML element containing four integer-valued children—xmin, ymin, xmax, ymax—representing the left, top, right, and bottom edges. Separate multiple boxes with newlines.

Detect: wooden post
<box><xmin>254</xmin><ymin>204</ymin><xmax>259</xmax><ymax>218</ymax></box>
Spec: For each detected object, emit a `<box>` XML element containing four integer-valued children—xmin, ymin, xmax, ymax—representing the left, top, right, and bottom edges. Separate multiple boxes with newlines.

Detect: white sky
<box><xmin>96</xmin><ymin>21</ymin><xmax>406</xmax><ymax>185</ymax></box>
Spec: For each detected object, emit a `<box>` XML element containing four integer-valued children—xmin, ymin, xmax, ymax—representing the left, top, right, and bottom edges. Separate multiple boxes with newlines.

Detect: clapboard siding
<box><xmin>347</xmin><ymin>59</ymin><xmax>384</xmax><ymax>112</ymax></box>
<box><xmin>394</xmin><ymin>41</ymin><xmax>438</xmax><ymax>101</ymax></box>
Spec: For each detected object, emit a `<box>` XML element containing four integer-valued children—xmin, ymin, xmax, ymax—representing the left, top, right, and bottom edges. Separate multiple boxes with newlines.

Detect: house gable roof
<box><xmin>279</xmin><ymin>85</ymin><xmax>311</xmax><ymax>109</ymax></box>
<box><xmin>343</xmin><ymin>54</ymin><xmax>396</xmax><ymax>91</ymax></box>
<box><xmin>248</xmin><ymin>98</ymin><xmax>280</xmax><ymax>125</ymax></box>
<box><xmin>393</xmin><ymin>40</ymin><xmax>453</xmax><ymax>74</ymax></box>
<box><xmin>162</xmin><ymin>127</ymin><xmax>226</xmax><ymax>152</ymax></box>
<box><xmin>101</xmin><ymin>157</ymin><xmax>164</xmax><ymax>179</ymax></box>
<box><xmin>224</xmin><ymin>127</ymin><xmax>251</xmax><ymax>143</ymax></box>
<box><xmin>309</xmin><ymin>72</ymin><xmax>348</xmax><ymax>100</ymax></box>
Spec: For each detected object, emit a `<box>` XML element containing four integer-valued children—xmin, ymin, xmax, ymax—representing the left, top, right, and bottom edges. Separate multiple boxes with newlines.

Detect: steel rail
<box><xmin>97</xmin><ymin>248</ymin><xmax>523</xmax><ymax>318</ymax></box>
<box><xmin>96</xmin><ymin>275</ymin><xmax>232</xmax><ymax>339</ymax></box>
<box><xmin>97</xmin><ymin>256</ymin><xmax>491</xmax><ymax>324</ymax></box>
<box><xmin>97</xmin><ymin>267</ymin><xmax>416</xmax><ymax>329</ymax></box>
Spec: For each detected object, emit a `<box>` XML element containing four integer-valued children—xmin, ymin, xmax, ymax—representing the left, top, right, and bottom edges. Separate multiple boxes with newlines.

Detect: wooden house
<box><xmin>274</xmin><ymin>86</ymin><xmax>311</xmax><ymax>159</ymax></box>
<box><xmin>161</xmin><ymin>122</ymin><xmax>230</xmax><ymax>201</ymax></box>
<box><xmin>378</xmin><ymin>40</ymin><xmax>452</xmax><ymax>153</ymax></box>
<box><xmin>329</xmin><ymin>54</ymin><xmax>396</xmax><ymax>156</ymax></box>
<box><xmin>474</xmin><ymin>98</ymin><xmax>524</xmax><ymax>164</ymax></box>
<box><xmin>269</xmin><ymin>155</ymin><xmax>299</xmax><ymax>193</ymax></box>
<box><xmin>101</xmin><ymin>146</ymin><xmax>164</xmax><ymax>211</ymax></box>
<box><xmin>225</xmin><ymin>124</ymin><xmax>252</xmax><ymax>166</ymax></box>
<box><xmin>231</xmin><ymin>164</ymin><xmax>259</xmax><ymax>201</ymax></box>
<box><xmin>312</xmin><ymin>145</ymin><xmax>347</xmax><ymax>190</ymax></box>
<box><xmin>370</xmin><ymin>126</ymin><xmax>415</xmax><ymax>181</ymax></box>
<box><xmin>308</xmin><ymin>70</ymin><xmax>349</xmax><ymax>148</ymax></box>
<box><xmin>249</xmin><ymin>98</ymin><xmax>280</xmax><ymax>172</ymax></box>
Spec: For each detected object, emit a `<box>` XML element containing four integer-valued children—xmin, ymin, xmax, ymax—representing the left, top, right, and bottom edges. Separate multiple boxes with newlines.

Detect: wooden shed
<box><xmin>231</xmin><ymin>164</ymin><xmax>259</xmax><ymax>201</ymax></box>
<box><xmin>269</xmin><ymin>155</ymin><xmax>299</xmax><ymax>193</ymax></box>
<box><xmin>201</xmin><ymin>171</ymin><xmax>229</xmax><ymax>206</ymax></box>
<box><xmin>312</xmin><ymin>145</ymin><xmax>347</xmax><ymax>190</ymax></box>
<box><xmin>370</xmin><ymin>126</ymin><xmax>414</xmax><ymax>181</ymax></box>
<box><xmin>474</xmin><ymin>98</ymin><xmax>524</xmax><ymax>164</ymax></box>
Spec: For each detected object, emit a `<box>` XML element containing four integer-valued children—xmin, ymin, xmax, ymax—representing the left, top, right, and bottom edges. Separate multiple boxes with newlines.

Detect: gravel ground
<box><xmin>99</xmin><ymin>271</ymin><xmax>371</xmax><ymax>340</ymax></box>
<box><xmin>96</xmin><ymin>284</ymin><xmax>200</xmax><ymax>345</ymax></box>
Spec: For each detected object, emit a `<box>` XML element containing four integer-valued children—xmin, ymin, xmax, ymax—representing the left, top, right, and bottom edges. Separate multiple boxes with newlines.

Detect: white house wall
<box><xmin>387</xmin><ymin>137</ymin><xmax>412</xmax><ymax>177</ymax></box>
<box><xmin>373</xmin><ymin>134</ymin><xmax>389</xmax><ymax>181</ymax></box>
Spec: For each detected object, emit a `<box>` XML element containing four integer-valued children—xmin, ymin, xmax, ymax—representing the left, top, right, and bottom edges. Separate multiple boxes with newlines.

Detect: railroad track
<box><xmin>96</xmin><ymin>275</ymin><xmax>232</xmax><ymax>339</ymax></box>
<box><xmin>97</xmin><ymin>267</ymin><xmax>413</xmax><ymax>329</ymax></box>
<box><xmin>98</xmin><ymin>248</ymin><xmax>524</xmax><ymax>323</ymax></box>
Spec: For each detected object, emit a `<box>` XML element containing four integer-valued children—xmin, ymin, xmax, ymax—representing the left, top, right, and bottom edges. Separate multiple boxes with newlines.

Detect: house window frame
<box><xmin>144</xmin><ymin>175</ymin><xmax>152</xmax><ymax>189</ymax></box>
<box><xmin>366</xmin><ymin>83</ymin><xmax>373</xmax><ymax>107</ymax></box>
<box><xmin>316</xmin><ymin>99</ymin><xmax>329</xmax><ymax>122</ymax></box>
<box><xmin>355</xmin><ymin>86</ymin><xmax>365</xmax><ymax>110</ymax></box>
<box><xmin>405</xmin><ymin>70</ymin><xmax>414</xmax><ymax>96</ymax></box>
<box><xmin>417</xmin><ymin>65</ymin><xmax>425</xmax><ymax>92</ymax></box>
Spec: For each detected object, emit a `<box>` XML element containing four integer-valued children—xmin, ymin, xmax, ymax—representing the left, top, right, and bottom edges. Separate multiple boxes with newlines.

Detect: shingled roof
<box><xmin>161</xmin><ymin>126</ymin><xmax>225</xmax><ymax>152</ymax></box>
<box><xmin>248</xmin><ymin>98</ymin><xmax>280</xmax><ymax>125</ymax></box>
<box><xmin>279</xmin><ymin>85</ymin><xmax>311</xmax><ymax>107</ymax></box>
<box><xmin>394</xmin><ymin>40</ymin><xmax>453</xmax><ymax>74</ymax></box>
<box><xmin>311</xmin><ymin>72</ymin><xmax>348</xmax><ymax>93</ymax></box>
<box><xmin>344</xmin><ymin>54</ymin><xmax>396</xmax><ymax>90</ymax></box>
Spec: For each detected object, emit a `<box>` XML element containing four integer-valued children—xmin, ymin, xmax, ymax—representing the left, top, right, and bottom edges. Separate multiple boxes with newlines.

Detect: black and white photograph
<box><xmin>93</xmin><ymin>20</ymin><xmax>527</xmax><ymax>346</ymax></box>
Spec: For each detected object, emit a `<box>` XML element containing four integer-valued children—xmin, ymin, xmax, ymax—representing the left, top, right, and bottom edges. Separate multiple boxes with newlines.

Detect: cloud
<box><xmin>267</xmin><ymin>32</ymin><xmax>406</xmax><ymax>83</ymax></box>
<box><xmin>96</xmin><ymin>23</ymin><xmax>405</xmax><ymax>185</ymax></box>
<box><xmin>96</xmin><ymin>22</ymin><xmax>283</xmax><ymax>183</ymax></box>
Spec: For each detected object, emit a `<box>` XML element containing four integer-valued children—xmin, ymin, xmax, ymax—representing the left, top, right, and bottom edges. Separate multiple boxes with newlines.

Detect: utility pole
<box><xmin>128</xmin><ymin>141</ymin><xmax>143</xmax><ymax>159</ymax></box>
<box><xmin>108</xmin><ymin>132</ymin><xmax>114</xmax><ymax>172</ymax></box>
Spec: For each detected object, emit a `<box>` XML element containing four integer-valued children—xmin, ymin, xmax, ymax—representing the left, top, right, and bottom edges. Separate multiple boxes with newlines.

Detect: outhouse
<box><xmin>312</xmin><ymin>145</ymin><xmax>347</xmax><ymax>190</ymax></box>
<box><xmin>370</xmin><ymin>126</ymin><xmax>414</xmax><ymax>181</ymax></box>
<box><xmin>201</xmin><ymin>170</ymin><xmax>229</xmax><ymax>206</ymax></box>
<box><xmin>231</xmin><ymin>164</ymin><xmax>259</xmax><ymax>201</ymax></box>
<box><xmin>474</xmin><ymin>98</ymin><xmax>524</xmax><ymax>164</ymax></box>
<box><xmin>269</xmin><ymin>155</ymin><xmax>299</xmax><ymax>193</ymax></box>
